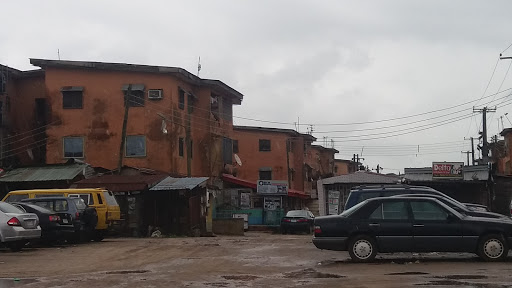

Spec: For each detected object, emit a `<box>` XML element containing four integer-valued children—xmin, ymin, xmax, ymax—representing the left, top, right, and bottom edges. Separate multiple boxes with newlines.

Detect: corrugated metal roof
<box><xmin>150</xmin><ymin>177</ymin><xmax>209</xmax><ymax>191</ymax></box>
<box><xmin>322</xmin><ymin>171</ymin><xmax>401</xmax><ymax>185</ymax></box>
<box><xmin>74</xmin><ymin>173</ymin><xmax>168</xmax><ymax>192</ymax></box>
<box><xmin>0</xmin><ymin>164</ymin><xmax>87</xmax><ymax>182</ymax></box>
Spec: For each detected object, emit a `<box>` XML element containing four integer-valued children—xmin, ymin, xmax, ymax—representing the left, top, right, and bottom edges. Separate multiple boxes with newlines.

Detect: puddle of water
<box><xmin>222</xmin><ymin>275</ymin><xmax>259</xmax><ymax>281</ymax></box>
<box><xmin>387</xmin><ymin>272</ymin><xmax>430</xmax><ymax>276</ymax></box>
<box><xmin>440</xmin><ymin>275</ymin><xmax>488</xmax><ymax>280</ymax></box>
<box><xmin>0</xmin><ymin>278</ymin><xmax>39</xmax><ymax>288</ymax></box>
<box><xmin>284</xmin><ymin>268</ymin><xmax>344</xmax><ymax>279</ymax></box>
<box><xmin>105</xmin><ymin>270</ymin><xmax>149</xmax><ymax>275</ymax></box>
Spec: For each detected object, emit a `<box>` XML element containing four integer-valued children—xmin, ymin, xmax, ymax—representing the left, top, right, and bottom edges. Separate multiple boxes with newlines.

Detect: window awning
<box><xmin>222</xmin><ymin>174</ymin><xmax>309</xmax><ymax>199</ymax></box>
<box><xmin>61</xmin><ymin>86</ymin><xmax>83</xmax><ymax>92</ymax></box>
<box><xmin>122</xmin><ymin>84</ymin><xmax>145</xmax><ymax>91</ymax></box>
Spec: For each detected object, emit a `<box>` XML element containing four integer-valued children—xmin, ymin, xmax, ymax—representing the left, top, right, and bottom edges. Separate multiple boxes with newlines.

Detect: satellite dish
<box><xmin>234</xmin><ymin>154</ymin><xmax>242</xmax><ymax>166</ymax></box>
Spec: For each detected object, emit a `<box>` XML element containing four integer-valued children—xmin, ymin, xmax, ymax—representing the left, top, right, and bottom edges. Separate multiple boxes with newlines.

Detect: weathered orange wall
<box><xmin>334</xmin><ymin>160</ymin><xmax>350</xmax><ymax>176</ymax></box>
<box><xmin>43</xmin><ymin>67</ymin><xmax>232</xmax><ymax>176</ymax></box>
<box><xmin>233</xmin><ymin>129</ymin><xmax>306</xmax><ymax>191</ymax></box>
<box><xmin>0</xmin><ymin>73</ymin><xmax>46</xmax><ymax>165</ymax></box>
<box><xmin>305</xmin><ymin>146</ymin><xmax>336</xmax><ymax>177</ymax></box>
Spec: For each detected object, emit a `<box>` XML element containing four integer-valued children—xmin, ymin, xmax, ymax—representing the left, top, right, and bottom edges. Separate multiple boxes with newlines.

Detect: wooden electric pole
<box><xmin>117</xmin><ymin>84</ymin><xmax>132</xmax><ymax>174</ymax></box>
<box><xmin>461</xmin><ymin>151</ymin><xmax>471</xmax><ymax>166</ymax></box>
<box><xmin>473</xmin><ymin>106</ymin><xmax>496</xmax><ymax>164</ymax></box>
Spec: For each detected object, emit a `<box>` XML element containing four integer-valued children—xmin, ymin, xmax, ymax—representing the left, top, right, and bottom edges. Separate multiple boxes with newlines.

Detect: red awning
<box><xmin>222</xmin><ymin>174</ymin><xmax>308</xmax><ymax>199</ymax></box>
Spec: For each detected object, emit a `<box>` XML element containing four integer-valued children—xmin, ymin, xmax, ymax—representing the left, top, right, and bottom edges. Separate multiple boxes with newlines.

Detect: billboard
<box><xmin>432</xmin><ymin>162</ymin><xmax>464</xmax><ymax>179</ymax></box>
<box><xmin>257</xmin><ymin>180</ymin><xmax>288</xmax><ymax>195</ymax></box>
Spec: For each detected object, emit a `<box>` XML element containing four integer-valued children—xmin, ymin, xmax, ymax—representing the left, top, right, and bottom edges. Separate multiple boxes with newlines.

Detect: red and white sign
<box><xmin>432</xmin><ymin>162</ymin><xmax>463</xmax><ymax>179</ymax></box>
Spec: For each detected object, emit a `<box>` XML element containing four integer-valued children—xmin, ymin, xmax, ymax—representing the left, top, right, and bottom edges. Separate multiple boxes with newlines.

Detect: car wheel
<box><xmin>7</xmin><ymin>241</ymin><xmax>24</xmax><ymax>252</ymax></box>
<box><xmin>478</xmin><ymin>234</ymin><xmax>508</xmax><ymax>262</ymax></box>
<box><xmin>348</xmin><ymin>235</ymin><xmax>377</xmax><ymax>263</ymax></box>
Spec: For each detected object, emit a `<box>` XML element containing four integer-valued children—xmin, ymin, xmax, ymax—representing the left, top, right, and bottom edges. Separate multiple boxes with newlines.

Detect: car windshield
<box><xmin>340</xmin><ymin>200</ymin><xmax>368</xmax><ymax>217</ymax></box>
<box><xmin>0</xmin><ymin>202</ymin><xmax>25</xmax><ymax>214</ymax></box>
<box><xmin>286</xmin><ymin>210</ymin><xmax>308</xmax><ymax>217</ymax></box>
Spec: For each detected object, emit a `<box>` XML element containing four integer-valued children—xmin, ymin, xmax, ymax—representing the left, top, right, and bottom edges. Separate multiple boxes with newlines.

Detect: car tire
<box><xmin>348</xmin><ymin>235</ymin><xmax>377</xmax><ymax>263</ymax></box>
<box><xmin>7</xmin><ymin>241</ymin><xmax>24</xmax><ymax>252</ymax></box>
<box><xmin>478</xmin><ymin>234</ymin><xmax>508</xmax><ymax>262</ymax></box>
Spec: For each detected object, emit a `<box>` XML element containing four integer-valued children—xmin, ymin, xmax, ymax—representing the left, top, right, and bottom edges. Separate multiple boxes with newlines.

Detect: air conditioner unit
<box><xmin>148</xmin><ymin>89</ymin><xmax>162</xmax><ymax>99</ymax></box>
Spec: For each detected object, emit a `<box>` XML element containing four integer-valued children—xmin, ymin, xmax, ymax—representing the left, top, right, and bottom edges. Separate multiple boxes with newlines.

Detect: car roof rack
<box><xmin>351</xmin><ymin>184</ymin><xmax>435</xmax><ymax>191</ymax></box>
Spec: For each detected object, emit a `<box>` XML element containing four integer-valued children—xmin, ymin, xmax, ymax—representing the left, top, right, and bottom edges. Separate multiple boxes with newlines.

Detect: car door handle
<box><xmin>413</xmin><ymin>224</ymin><xmax>424</xmax><ymax>227</ymax></box>
<box><xmin>369</xmin><ymin>223</ymin><xmax>380</xmax><ymax>227</ymax></box>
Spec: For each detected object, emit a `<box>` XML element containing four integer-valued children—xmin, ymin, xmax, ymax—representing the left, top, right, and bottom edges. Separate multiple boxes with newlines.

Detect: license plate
<box><xmin>25</xmin><ymin>220</ymin><xmax>36</xmax><ymax>228</ymax></box>
<box><xmin>291</xmin><ymin>220</ymin><xmax>297</xmax><ymax>223</ymax></box>
<box><xmin>62</xmin><ymin>219</ymin><xmax>69</xmax><ymax>224</ymax></box>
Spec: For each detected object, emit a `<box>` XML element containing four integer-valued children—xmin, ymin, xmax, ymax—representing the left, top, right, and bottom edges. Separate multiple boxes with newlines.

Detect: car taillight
<box><xmin>314</xmin><ymin>225</ymin><xmax>322</xmax><ymax>234</ymax></box>
<box><xmin>7</xmin><ymin>217</ymin><xmax>21</xmax><ymax>226</ymax></box>
<box><xmin>297</xmin><ymin>219</ymin><xmax>308</xmax><ymax>222</ymax></box>
<box><xmin>283</xmin><ymin>219</ymin><xmax>291</xmax><ymax>222</ymax></box>
<box><xmin>75</xmin><ymin>212</ymin><xmax>80</xmax><ymax>220</ymax></box>
<box><xmin>49</xmin><ymin>215</ymin><xmax>60</xmax><ymax>222</ymax></box>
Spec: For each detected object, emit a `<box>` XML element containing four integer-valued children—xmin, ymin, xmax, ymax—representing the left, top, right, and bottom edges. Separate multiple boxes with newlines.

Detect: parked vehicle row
<box><xmin>312</xmin><ymin>185</ymin><xmax>512</xmax><ymax>262</ymax></box>
<box><xmin>0</xmin><ymin>188</ymin><xmax>121</xmax><ymax>251</ymax></box>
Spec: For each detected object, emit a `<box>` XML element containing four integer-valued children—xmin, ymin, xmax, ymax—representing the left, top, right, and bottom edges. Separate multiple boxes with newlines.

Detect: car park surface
<box><xmin>1</xmin><ymin>232</ymin><xmax>512</xmax><ymax>288</ymax></box>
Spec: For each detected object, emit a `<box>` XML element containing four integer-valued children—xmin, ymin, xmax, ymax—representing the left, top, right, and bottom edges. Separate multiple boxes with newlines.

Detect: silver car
<box><xmin>0</xmin><ymin>202</ymin><xmax>41</xmax><ymax>251</ymax></box>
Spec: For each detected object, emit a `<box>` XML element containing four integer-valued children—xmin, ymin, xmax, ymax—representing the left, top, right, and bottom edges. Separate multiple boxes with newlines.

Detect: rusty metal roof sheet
<box><xmin>150</xmin><ymin>177</ymin><xmax>209</xmax><ymax>191</ymax></box>
<box><xmin>74</xmin><ymin>173</ymin><xmax>168</xmax><ymax>192</ymax></box>
<box><xmin>321</xmin><ymin>171</ymin><xmax>401</xmax><ymax>185</ymax></box>
<box><xmin>0</xmin><ymin>164</ymin><xmax>88</xmax><ymax>182</ymax></box>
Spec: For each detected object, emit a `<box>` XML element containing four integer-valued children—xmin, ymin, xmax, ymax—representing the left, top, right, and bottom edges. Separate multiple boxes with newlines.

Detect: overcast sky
<box><xmin>3</xmin><ymin>0</ymin><xmax>512</xmax><ymax>174</ymax></box>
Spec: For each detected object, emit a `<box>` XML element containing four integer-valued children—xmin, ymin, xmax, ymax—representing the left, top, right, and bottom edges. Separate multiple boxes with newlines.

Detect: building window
<box><xmin>125</xmin><ymin>135</ymin><xmax>146</xmax><ymax>157</ymax></box>
<box><xmin>179</xmin><ymin>88</ymin><xmax>185</xmax><ymax>110</ymax></box>
<box><xmin>187</xmin><ymin>93</ymin><xmax>195</xmax><ymax>113</ymax></box>
<box><xmin>179</xmin><ymin>137</ymin><xmax>184</xmax><ymax>157</ymax></box>
<box><xmin>222</xmin><ymin>98</ymin><xmax>233</xmax><ymax>121</ymax></box>
<box><xmin>122</xmin><ymin>84</ymin><xmax>145</xmax><ymax>107</ymax></box>
<box><xmin>62</xmin><ymin>87</ymin><xmax>83</xmax><ymax>109</ymax></box>
<box><xmin>233</xmin><ymin>140</ymin><xmax>239</xmax><ymax>153</ymax></box>
<box><xmin>63</xmin><ymin>137</ymin><xmax>84</xmax><ymax>158</ymax></box>
<box><xmin>223</xmin><ymin>137</ymin><xmax>233</xmax><ymax>164</ymax></box>
<box><xmin>259</xmin><ymin>139</ymin><xmax>271</xmax><ymax>152</ymax></box>
<box><xmin>259</xmin><ymin>169</ymin><xmax>272</xmax><ymax>180</ymax></box>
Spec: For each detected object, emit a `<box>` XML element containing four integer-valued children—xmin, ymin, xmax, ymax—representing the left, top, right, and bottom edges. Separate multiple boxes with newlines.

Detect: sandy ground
<box><xmin>0</xmin><ymin>232</ymin><xmax>512</xmax><ymax>287</ymax></box>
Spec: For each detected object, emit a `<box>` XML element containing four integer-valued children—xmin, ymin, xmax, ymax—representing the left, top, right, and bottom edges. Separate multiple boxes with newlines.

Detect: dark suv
<box><xmin>344</xmin><ymin>184</ymin><xmax>488</xmax><ymax>212</ymax></box>
<box><xmin>22</xmin><ymin>197</ymin><xmax>97</xmax><ymax>242</ymax></box>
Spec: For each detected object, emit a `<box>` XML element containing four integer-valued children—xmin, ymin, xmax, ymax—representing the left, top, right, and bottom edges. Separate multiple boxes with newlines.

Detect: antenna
<box><xmin>58</xmin><ymin>49</ymin><xmax>61</xmax><ymax>60</ymax></box>
<box><xmin>197</xmin><ymin>56</ymin><xmax>201</xmax><ymax>77</ymax></box>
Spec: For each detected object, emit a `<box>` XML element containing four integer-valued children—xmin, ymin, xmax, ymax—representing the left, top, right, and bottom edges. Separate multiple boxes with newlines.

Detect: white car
<box><xmin>0</xmin><ymin>202</ymin><xmax>41</xmax><ymax>251</ymax></box>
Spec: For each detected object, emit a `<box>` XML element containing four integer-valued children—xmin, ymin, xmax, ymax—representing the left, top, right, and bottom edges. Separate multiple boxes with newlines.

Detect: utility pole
<box><xmin>473</xmin><ymin>106</ymin><xmax>496</xmax><ymax>164</ymax></box>
<box><xmin>376</xmin><ymin>164</ymin><xmax>381</xmax><ymax>174</ymax></box>
<box><xmin>461</xmin><ymin>151</ymin><xmax>471</xmax><ymax>166</ymax></box>
<box><xmin>117</xmin><ymin>84</ymin><xmax>131</xmax><ymax>174</ymax></box>
<box><xmin>464</xmin><ymin>137</ymin><xmax>476</xmax><ymax>165</ymax></box>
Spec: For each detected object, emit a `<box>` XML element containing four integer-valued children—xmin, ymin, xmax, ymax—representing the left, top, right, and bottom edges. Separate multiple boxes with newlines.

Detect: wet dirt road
<box><xmin>1</xmin><ymin>232</ymin><xmax>512</xmax><ymax>287</ymax></box>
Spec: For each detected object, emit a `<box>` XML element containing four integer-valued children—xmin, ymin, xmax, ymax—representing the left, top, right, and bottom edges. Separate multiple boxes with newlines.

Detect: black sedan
<box><xmin>13</xmin><ymin>202</ymin><xmax>75</xmax><ymax>242</ymax></box>
<box><xmin>281</xmin><ymin>210</ymin><xmax>315</xmax><ymax>234</ymax></box>
<box><xmin>313</xmin><ymin>197</ymin><xmax>512</xmax><ymax>262</ymax></box>
<box><xmin>392</xmin><ymin>194</ymin><xmax>508</xmax><ymax>219</ymax></box>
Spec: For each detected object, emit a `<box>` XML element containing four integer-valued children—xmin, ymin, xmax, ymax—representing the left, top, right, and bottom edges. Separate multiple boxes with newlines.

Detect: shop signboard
<box><xmin>257</xmin><ymin>180</ymin><xmax>288</xmax><ymax>195</ymax></box>
<box><xmin>432</xmin><ymin>162</ymin><xmax>464</xmax><ymax>179</ymax></box>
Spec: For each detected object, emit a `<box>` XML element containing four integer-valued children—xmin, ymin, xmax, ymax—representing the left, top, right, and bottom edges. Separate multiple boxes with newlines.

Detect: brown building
<box><xmin>0</xmin><ymin>64</ymin><xmax>47</xmax><ymax>167</ymax></box>
<box><xmin>333</xmin><ymin>159</ymin><xmax>356</xmax><ymax>176</ymax></box>
<box><xmin>27</xmin><ymin>59</ymin><xmax>243</xmax><ymax>178</ymax></box>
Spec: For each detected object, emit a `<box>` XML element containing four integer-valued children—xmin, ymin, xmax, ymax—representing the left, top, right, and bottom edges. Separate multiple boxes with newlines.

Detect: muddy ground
<box><xmin>0</xmin><ymin>232</ymin><xmax>511</xmax><ymax>287</ymax></box>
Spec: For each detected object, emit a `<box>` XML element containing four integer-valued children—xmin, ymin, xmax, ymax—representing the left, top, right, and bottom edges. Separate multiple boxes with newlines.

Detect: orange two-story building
<box><xmin>29</xmin><ymin>59</ymin><xmax>243</xmax><ymax>178</ymax></box>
